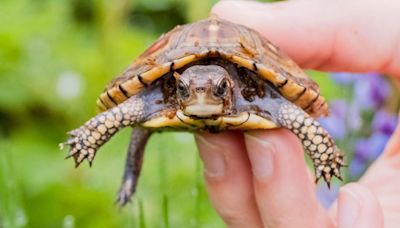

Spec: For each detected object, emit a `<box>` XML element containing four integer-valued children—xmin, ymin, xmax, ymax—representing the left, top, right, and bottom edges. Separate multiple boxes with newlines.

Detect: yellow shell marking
<box><xmin>109</xmin><ymin>87</ymin><xmax>127</xmax><ymax>103</ymax></box>
<box><xmin>280</xmin><ymin>80</ymin><xmax>305</xmax><ymax>101</ymax></box>
<box><xmin>100</xmin><ymin>93</ymin><xmax>116</xmax><ymax>108</ymax></box>
<box><xmin>172</xmin><ymin>55</ymin><xmax>198</xmax><ymax>70</ymax></box>
<box><xmin>230</xmin><ymin>55</ymin><xmax>255</xmax><ymax>71</ymax></box>
<box><xmin>140</xmin><ymin>63</ymin><xmax>171</xmax><ymax>83</ymax></box>
<box><xmin>120</xmin><ymin>77</ymin><xmax>144</xmax><ymax>96</ymax></box>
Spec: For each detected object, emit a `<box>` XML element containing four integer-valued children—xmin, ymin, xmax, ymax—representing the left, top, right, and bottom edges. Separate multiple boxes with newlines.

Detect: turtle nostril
<box><xmin>195</xmin><ymin>87</ymin><xmax>206</xmax><ymax>93</ymax></box>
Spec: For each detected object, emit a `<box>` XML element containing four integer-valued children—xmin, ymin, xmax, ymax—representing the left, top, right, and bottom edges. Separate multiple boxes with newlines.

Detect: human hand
<box><xmin>195</xmin><ymin>0</ymin><xmax>400</xmax><ymax>227</ymax></box>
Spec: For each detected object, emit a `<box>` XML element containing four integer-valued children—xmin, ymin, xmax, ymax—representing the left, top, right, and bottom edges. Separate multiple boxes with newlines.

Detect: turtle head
<box><xmin>174</xmin><ymin>65</ymin><xmax>233</xmax><ymax>117</ymax></box>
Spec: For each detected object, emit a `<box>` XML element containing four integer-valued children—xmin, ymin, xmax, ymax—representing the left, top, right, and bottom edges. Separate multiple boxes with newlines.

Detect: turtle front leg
<box><xmin>277</xmin><ymin>103</ymin><xmax>345</xmax><ymax>186</ymax></box>
<box><xmin>60</xmin><ymin>97</ymin><xmax>145</xmax><ymax>167</ymax></box>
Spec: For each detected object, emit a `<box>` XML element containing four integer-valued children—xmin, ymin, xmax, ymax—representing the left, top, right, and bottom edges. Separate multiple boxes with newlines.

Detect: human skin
<box><xmin>195</xmin><ymin>0</ymin><xmax>400</xmax><ymax>227</ymax></box>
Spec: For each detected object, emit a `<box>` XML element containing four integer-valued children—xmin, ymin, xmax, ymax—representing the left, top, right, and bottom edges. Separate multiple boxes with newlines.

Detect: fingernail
<box><xmin>338</xmin><ymin>186</ymin><xmax>361</xmax><ymax>228</ymax></box>
<box><xmin>195</xmin><ymin>135</ymin><xmax>226</xmax><ymax>178</ymax></box>
<box><xmin>244</xmin><ymin>133</ymin><xmax>275</xmax><ymax>180</ymax></box>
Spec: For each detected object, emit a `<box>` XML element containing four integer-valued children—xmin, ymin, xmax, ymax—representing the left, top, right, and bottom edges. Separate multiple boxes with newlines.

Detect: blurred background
<box><xmin>0</xmin><ymin>0</ymin><xmax>398</xmax><ymax>227</ymax></box>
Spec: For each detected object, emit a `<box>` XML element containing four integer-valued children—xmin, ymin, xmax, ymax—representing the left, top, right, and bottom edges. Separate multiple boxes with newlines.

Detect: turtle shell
<box><xmin>97</xmin><ymin>16</ymin><xmax>328</xmax><ymax>117</ymax></box>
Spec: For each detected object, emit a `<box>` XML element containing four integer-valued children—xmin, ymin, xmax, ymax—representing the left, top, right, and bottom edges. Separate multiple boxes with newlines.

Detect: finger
<box><xmin>244</xmin><ymin>129</ymin><xmax>333</xmax><ymax>227</ymax></box>
<box><xmin>195</xmin><ymin>132</ymin><xmax>263</xmax><ymax>227</ymax></box>
<box><xmin>337</xmin><ymin>183</ymin><xmax>383</xmax><ymax>228</ymax></box>
<box><xmin>212</xmin><ymin>0</ymin><xmax>400</xmax><ymax>76</ymax></box>
<box><xmin>356</xmin><ymin>113</ymin><xmax>400</xmax><ymax>227</ymax></box>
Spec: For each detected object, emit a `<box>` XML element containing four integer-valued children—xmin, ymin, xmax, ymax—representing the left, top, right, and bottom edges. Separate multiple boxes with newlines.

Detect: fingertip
<box><xmin>244</xmin><ymin>132</ymin><xmax>276</xmax><ymax>181</ymax></box>
<box><xmin>244</xmin><ymin>129</ymin><xmax>332</xmax><ymax>227</ymax></box>
<box><xmin>338</xmin><ymin>183</ymin><xmax>383</xmax><ymax>228</ymax></box>
<box><xmin>245</xmin><ymin>129</ymin><xmax>304</xmax><ymax>160</ymax></box>
<box><xmin>244</xmin><ymin>129</ymin><xmax>309</xmax><ymax>188</ymax></box>
<box><xmin>195</xmin><ymin>132</ymin><xmax>240</xmax><ymax>179</ymax></box>
<box><xmin>195</xmin><ymin>132</ymin><xmax>264</xmax><ymax>227</ymax></box>
<box><xmin>337</xmin><ymin>183</ymin><xmax>362</xmax><ymax>228</ymax></box>
<box><xmin>194</xmin><ymin>133</ymin><xmax>220</xmax><ymax>153</ymax></box>
<box><xmin>195</xmin><ymin>131</ymin><xmax>240</xmax><ymax>152</ymax></box>
<box><xmin>244</xmin><ymin>129</ymin><xmax>305</xmax><ymax>183</ymax></box>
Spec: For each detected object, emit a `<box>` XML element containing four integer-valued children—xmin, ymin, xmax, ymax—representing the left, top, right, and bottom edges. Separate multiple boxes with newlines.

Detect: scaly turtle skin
<box><xmin>60</xmin><ymin>16</ymin><xmax>344</xmax><ymax>206</ymax></box>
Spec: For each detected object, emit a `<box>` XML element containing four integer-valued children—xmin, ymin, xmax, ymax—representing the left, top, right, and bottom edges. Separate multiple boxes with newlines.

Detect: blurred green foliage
<box><xmin>0</xmin><ymin>0</ymin><xmax>339</xmax><ymax>227</ymax></box>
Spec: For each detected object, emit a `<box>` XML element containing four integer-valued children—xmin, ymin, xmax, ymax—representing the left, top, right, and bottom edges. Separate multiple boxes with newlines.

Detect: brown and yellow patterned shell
<box><xmin>97</xmin><ymin>16</ymin><xmax>328</xmax><ymax>117</ymax></box>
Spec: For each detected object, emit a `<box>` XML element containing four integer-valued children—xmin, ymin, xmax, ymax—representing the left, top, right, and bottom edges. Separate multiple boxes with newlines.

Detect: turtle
<box><xmin>60</xmin><ymin>16</ymin><xmax>345</xmax><ymax>206</ymax></box>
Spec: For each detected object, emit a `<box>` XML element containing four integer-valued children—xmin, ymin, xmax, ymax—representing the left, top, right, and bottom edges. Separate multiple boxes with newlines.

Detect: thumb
<box><xmin>337</xmin><ymin>183</ymin><xmax>383</xmax><ymax>228</ymax></box>
<box><xmin>212</xmin><ymin>0</ymin><xmax>400</xmax><ymax>76</ymax></box>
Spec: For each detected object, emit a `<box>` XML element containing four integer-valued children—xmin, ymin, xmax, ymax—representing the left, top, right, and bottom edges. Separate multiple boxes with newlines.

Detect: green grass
<box><xmin>0</xmin><ymin>140</ymin><xmax>27</xmax><ymax>228</ymax></box>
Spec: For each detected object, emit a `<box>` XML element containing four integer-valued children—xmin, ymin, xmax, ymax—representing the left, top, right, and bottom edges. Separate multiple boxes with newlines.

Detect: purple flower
<box><xmin>372</xmin><ymin>110</ymin><xmax>398</xmax><ymax>135</ymax></box>
<box><xmin>354</xmin><ymin>132</ymin><xmax>390</xmax><ymax>161</ymax></box>
<box><xmin>353</xmin><ymin>73</ymin><xmax>390</xmax><ymax>110</ymax></box>
<box><xmin>319</xmin><ymin>115</ymin><xmax>346</xmax><ymax>140</ymax></box>
<box><xmin>319</xmin><ymin>100</ymin><xmax>362</xmax><ymax>140</ymax></box>
<box><xmin>330</xmin><ymin>72</ymin><xmax>360</xmax><ymax>85</ymax></box>
<box><xmin>353</xmin><ymin>138</ymin><xmax>370</xmax><ymax>161</ymax></box>
<box><xmin>316</xmin><ymin>184</ymin><xmax>339</xmax><ymax>208</ymax></box>
<box><xmin>351</xmin><ymin>130</ymin><xmax>392</xmax><ymax>179</ymax></box>
<box><xmin>349</xmin><ymin>156</ymin><xmax>367</xmax><ymax>179</ymax></box>
<box><xmin>329</xmin><ymin>71</ymin><xmax>396</xmax><ymax>181</ymax></box>
<box><xmin>366</xmin><ymin>132</ymin><xmax>390</xmax><ymax>159</ymax></box>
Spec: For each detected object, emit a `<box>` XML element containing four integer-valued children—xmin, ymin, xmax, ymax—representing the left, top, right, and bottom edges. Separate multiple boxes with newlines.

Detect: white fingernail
<box><xmin>245</xmin><ymin>133</ymin><xmax>275</xmax><ymax>180</ymax></box>
<box><xmin>338</xmin><ymin>187</ymin><xmax>361</xmax><ymax>228</ymax></box>
<box><xmin>195</xmin><ymin>135</ymin><xmax>226</xmax><ymax>178</ymax></box>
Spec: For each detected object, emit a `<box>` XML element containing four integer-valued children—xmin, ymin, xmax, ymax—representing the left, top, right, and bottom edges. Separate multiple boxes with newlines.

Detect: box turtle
<box><xmin>60</xmin><ymin>16</ymin><xmax>344</xmax><ymax>206</ymax></box>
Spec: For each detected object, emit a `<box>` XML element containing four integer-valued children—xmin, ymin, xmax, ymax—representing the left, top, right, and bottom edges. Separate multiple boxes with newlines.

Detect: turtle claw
<box><xmin>116</xmin><ymin>181</ymin><xmax>134</xmax><ymax>207</ymax></box>
<box><xmin>72</xmin><ymin>152</ymin><xmax>87</xmax><ymax>168</ymax></box>
<box><xmin>325</xmin><ymin>181</ymin><xmax>331</xmax><ymax>189</ymax></box>
<box><xmin>59</xmin><ymin>138</ymin><xmax>74</xmax><ymax>150</ymax></box>
<box><xmin>59</xmin><ymin>143</ymin><xmax>65</xmax><ymax>150</ymax></box>
<box><xmin>323</xmin><ymin>174</ymin><xmax>332</xmax><ymax>188</ymax></box>
<box><xmin>75</xmin><ymin>152</ymin><xmax>87</xmax><ymax>165</ymax></box>
<box><xmin>87</xmin><ymin>154</ymin><xmax>95</xmax><ymax>167</ymax></box>
<box><xmin>74</xmin><ymin>160</ymin><xmax>84</xmax><ymax>168</ymax></box>
<box><xmin>67</xmin><ymin>129</ymin><xmax>78</xmax><ymax>137</ymax></box>
<box><xmin>115</xmin><ymin>193</ymin><xmax>132</xmax><ymax>207</ymax></box>
<box><xmin>64</xmin><ymin>150</ymin><xmax>76</xmax><ymax>159</ymax></box>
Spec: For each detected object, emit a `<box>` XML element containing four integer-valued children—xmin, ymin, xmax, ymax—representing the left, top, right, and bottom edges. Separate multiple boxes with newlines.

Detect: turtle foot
<box><xmin>60</xmin><ymin>97</ymin><xmax>146</xmax><ymax>168</ymax></box>
<box><xmin>60</xmin><ymin>125</ymin><xmax>101</xmax><ymax>167</ymax></box>
<box><xmin>278</xmin><ymin>103</ymin><xmax>346</xmax><ymax>186</ymax></box>
<box><xmin>314</xmin><ymin>149</ymin><xmax>345</xmax><ymax>187</ymax></box>
<box><xmin>60</xmin><ymin>110</ymin><xmax>123</xmax><ymax>167</ymax></box>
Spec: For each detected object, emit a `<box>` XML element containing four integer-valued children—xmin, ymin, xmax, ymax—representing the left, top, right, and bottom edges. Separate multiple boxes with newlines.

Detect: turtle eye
<box><xmin>214</xmin><ymin>78</ymin><xmax>229</xmax><ymax>97</ymax></box>
<box><xmin>177</xmin><ymin>81</ymin><xmax>189</xmax><ymax>99</ymax></box>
